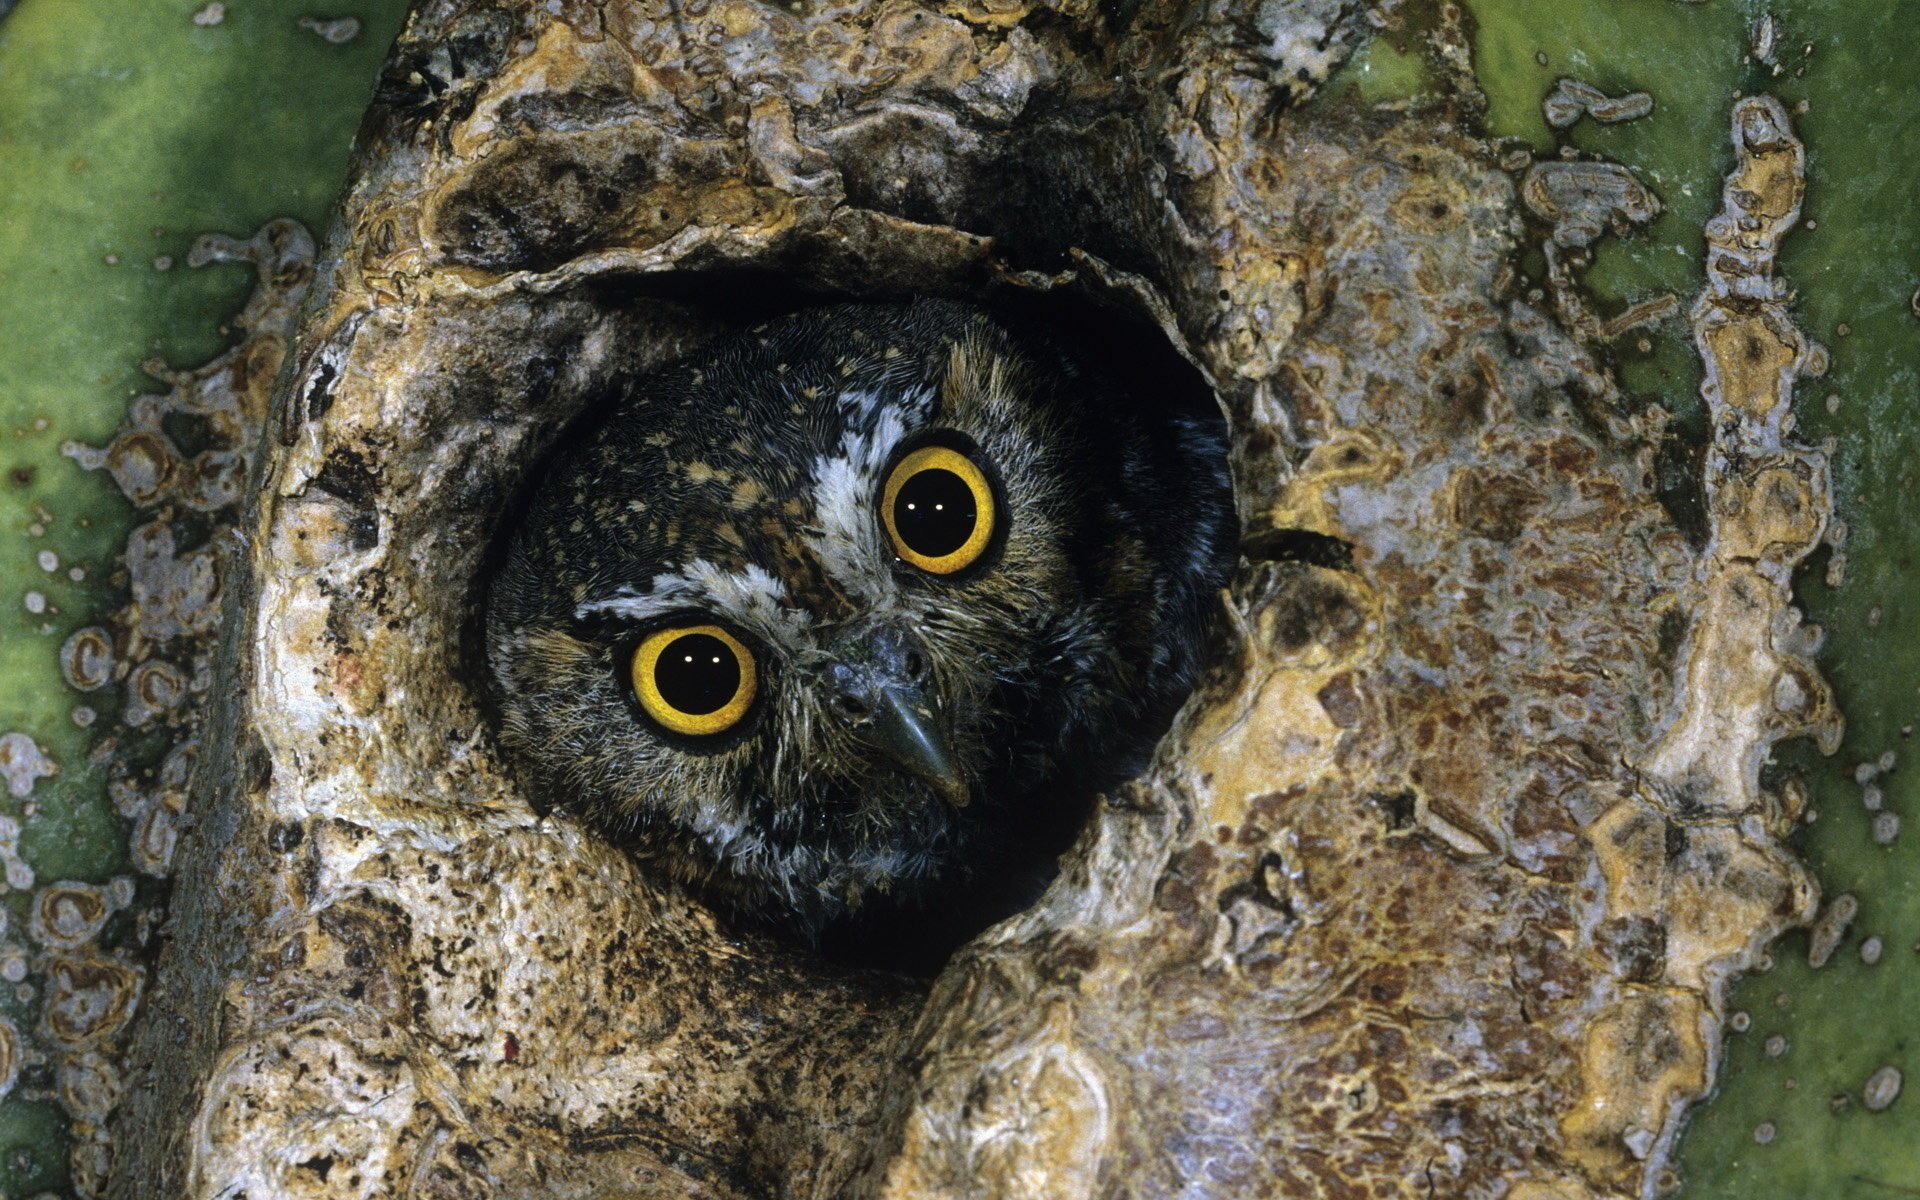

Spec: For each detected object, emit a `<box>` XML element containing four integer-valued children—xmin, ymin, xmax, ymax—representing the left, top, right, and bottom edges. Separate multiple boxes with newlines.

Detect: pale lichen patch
<box><xmin>0</xmin><ymin>732</ymin><xmax>56</xmax><ymax>799</ymax></box>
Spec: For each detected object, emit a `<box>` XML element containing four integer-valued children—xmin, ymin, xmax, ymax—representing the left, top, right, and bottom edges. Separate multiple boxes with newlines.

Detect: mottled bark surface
<box><xmin>106</xmin><ymin>1</ymin><xmax>1836</xmax><ymax>1196</ymax></box>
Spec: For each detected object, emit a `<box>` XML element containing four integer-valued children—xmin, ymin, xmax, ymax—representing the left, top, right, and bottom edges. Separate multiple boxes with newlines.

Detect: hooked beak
<box><xmin>867</xmin><ymin>683</ymin><xmax>969</xmax><ymax>808</ymax></box>
<box><xmin>823</xmin><ymin>625</ymin><xmax>969</xmax><ymax>808</ymax></box>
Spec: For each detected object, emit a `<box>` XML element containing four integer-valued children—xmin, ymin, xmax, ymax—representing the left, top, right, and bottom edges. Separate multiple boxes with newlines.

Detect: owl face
<box><xmin>486</xmin><ymin>300</ymin><xmax>1232</xmax><ymax>927</ymax></box>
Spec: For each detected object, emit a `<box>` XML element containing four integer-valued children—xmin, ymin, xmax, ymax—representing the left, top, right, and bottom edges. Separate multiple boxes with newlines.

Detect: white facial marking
<box><xmin>577</xmin><ymin>560</ymin><xmax>809</xmax><ymax>646</ymax></box>
<box><xmin>807</xmin><ymin>391</ymin><xmax>924</xmax><ymax>604</ymax></box>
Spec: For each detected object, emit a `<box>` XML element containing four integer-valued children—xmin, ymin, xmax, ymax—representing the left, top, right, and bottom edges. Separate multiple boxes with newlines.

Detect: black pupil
<box><xmin>893</xmin><ymin>466</ymin><xmax>978</xmax><ymax>559</ymax></box>
<box><xmin>654</xmin><ymin>634</ymin><xmax>740</xmax><ymax>716</ymax></box>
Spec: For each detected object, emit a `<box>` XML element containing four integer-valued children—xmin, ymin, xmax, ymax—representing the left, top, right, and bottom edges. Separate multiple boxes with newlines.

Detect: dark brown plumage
<box><xmin>486</xmin><ymin>299</ymin><xmax>1233</xmax><ymax>942</ymax></box>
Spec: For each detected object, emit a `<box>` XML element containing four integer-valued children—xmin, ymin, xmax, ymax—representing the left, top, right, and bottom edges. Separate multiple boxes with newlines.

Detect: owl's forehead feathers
<box><xmin>539</xmin><ymin>305</ymin><xmax>1049</xmax><ymax>639</ymax></box>
<box><xmin>940</xmin><ymin>334</ymin><xmax>1015</xmax><ymax>420</ymax></box>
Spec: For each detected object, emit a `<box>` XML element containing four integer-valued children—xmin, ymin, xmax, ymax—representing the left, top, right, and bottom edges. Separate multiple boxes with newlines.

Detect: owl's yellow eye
<box><xmin>881</xmin><ymin>444</ymin><xmax>996</xmax><ymax>575</ymax></box>
<box><xmin>631</xmin><ymin>624</ymin><xmax>758</xmax><ymax>737</ymax></box>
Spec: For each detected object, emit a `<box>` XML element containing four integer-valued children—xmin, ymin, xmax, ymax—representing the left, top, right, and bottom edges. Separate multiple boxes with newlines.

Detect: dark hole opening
<box><xmin>471</xmin><ymin>274</ymin><xmax>1235</xmax><ymax>981</ymax></box>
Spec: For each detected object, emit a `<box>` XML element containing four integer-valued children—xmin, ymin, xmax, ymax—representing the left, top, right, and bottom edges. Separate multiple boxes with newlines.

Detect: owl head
<box><xmin>485</xmin><ymin>299</ymin><xmax>1232</xmax><ymax>931</ymax></box>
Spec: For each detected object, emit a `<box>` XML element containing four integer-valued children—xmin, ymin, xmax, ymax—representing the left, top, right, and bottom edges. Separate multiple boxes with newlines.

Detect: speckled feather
<box><xmin>486</xmin><ymin>299</ymin><xmax>1233</xmax><ymax>931</ymax></box>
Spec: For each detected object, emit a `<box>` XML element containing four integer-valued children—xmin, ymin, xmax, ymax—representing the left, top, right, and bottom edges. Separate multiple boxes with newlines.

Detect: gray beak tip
<box><xmin>870</xmin><ymin>684</ymin><xmax>969</xmax><ymax>809</ymax></box>
<box><xmin>935</xmin><ymin>775</ymin><xmax>971</xmax><ymax>809</ymax></box>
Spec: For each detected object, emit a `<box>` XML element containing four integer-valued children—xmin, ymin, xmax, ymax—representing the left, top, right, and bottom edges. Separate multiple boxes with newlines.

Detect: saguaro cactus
<box><xmin>105</xmin><ymin>2</ymin><xmax>1835</xmax><ymax>1196</ymax></box>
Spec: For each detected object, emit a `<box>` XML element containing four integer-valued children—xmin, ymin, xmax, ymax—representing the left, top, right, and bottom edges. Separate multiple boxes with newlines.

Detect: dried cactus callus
<box><xmin>107</xmin><ymin>3</ymin><xmax>1835</xmax><ymax>1199</ymax></box>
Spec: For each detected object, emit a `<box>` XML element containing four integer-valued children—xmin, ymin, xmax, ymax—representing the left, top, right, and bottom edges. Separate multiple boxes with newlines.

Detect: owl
<box><xmin>485</xmin><ymin>299</ymin><xmax>1234</xmax><ymax>941</ymax></box>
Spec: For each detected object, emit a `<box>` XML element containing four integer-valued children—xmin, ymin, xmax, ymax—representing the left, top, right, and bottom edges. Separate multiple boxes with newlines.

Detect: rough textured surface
<box><xmin>102</xmin><ymin>1</ymin><xmax>1835</xmax><ymax>1197</ymax></box>
<box><xmin>0</xmin><ymin>224</ymin><xmax>320</xmax><ymax>1200</ymax></box>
